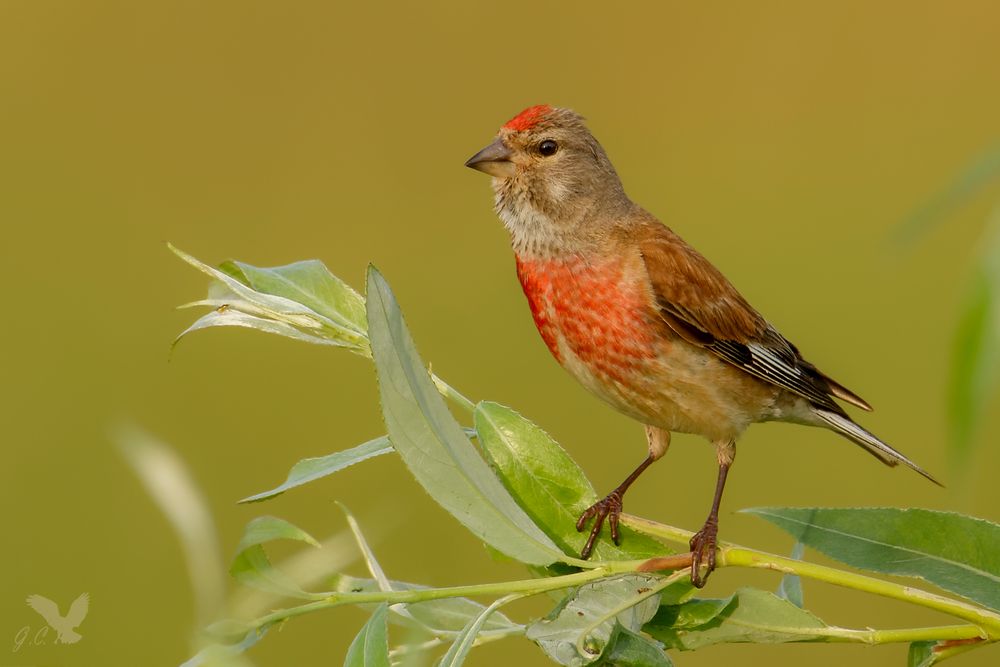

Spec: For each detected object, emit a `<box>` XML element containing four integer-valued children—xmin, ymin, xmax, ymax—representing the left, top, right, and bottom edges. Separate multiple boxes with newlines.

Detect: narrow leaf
<box><xmin>908</xmin><ymin>640</ymin><xmax>939</xmax><ymax>667</ymax></box>
<box><xmin>339</xmin><ymin>503</ymin><xmax>431</xmax><ymax>630</ymax></box>
<box><xmin>599</xmin><ymin>627</ymin><xmax>672</xmax><ymax>666</ymax></box>
<box><xmin>744</xmin><ymin>507</ymin><xmax>1000</xmax><ymax>612</ymax></box>
<box><xmin>438</xmin><ymin>594</ymin><xmax>521</xmax><ymax>667</ymax></box>
<box><xmin>366</xmin><ymin>266</ymin><xmax>562</xmax><ymax>566</ymax></box>
<box><xmin>170</xmin><ymin>245</ymin><xmax>369</xmax><ymax>352</ymax></box>
<box><xmin>475</xmin><ymin>402</ymin><xmax>666</xmax><ymax>560</ymax></box>
<box><xmin>948</xmin><ymin>215</ymin><xmax>1000</xmax><ymax>471</ymax></box>
<box><xmin>176</xmin><ymin>306</ymin><xmax>342</xmax><ymax>348</ymax></box>
<box><xmin>340</xmin><ymin>504</ymin><xmax>393</xmax><ymax>591</ymax></box>
<box><xmin>229</xmin><ymin>517</ymin><xmax>326</xmax><ymax>600</ymax></box>
<box><xmin>333</xmin><ymin>574</ymin><xmax>518</xmax><ymax>634</ymax></box>
<box><xmin>644</xmin><ymin>597</ymin><xmax>729</xmax><ymax>633</ymax></box>
<box><xmin>203</xmin><ymin>619</ymin><xmax>254</xmax><ymax>643</ymax></box>
<box><xmin>344</xmin><ymin>603</ymin><xmax>390</xmax><ymax>667</ymax></box>
<box><xmin>645</xmin><ymin>588</ymin><xmax>828</xmax><ymax>650</ymax></box>
<box><xmin>908</xmin><ymin>638</ymin><xmax>986</xmax><ymax>665</ymax></box>
<box><xmin>181</xmin><ymin>624</ymin><xmax>270</xmax><ymax>667</ymax></box>
<box><xmin>229</xmin><ymin>545</ymin><xmax>324</xmax><ymax>600</ymax></box>
<box><xmin>235</xmin><ymin>516</ymin><xmax>320</xmax><ymax>553</ymax></box>
<box><xmin>240</xmin><ymin>437</ymin><xmax>393</xmax><ymax>503</ymax></box>
<box><xmin>221</xmin><ymin>258</ymin><xmax>367</xmax><ymax>337</ymax></box>
<box><xmin>116</xmin><ymin>426</ymin><xmax>225</xmax><ymax>627</ymax></box>
<box><xmin>527</xmin><ymin>574</ymin><xmax>664</xmax><ymax>666</ymax></box>
<box><xmin>776</xmin><ymin>541</ymin><xmax>805</xmax><ymax>608</ymax></box>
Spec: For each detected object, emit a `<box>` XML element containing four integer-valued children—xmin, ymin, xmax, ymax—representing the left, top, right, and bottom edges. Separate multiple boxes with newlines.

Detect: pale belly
<box><xmin>516</xmin><ymin>255</ymin><xmax>778</xmax><ymax>443</ymax></box>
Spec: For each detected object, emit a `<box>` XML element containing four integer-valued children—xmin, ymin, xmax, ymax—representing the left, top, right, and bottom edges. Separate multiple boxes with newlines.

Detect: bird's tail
<box><xmin>813</xmin><ymin>408</ymin><xmax>941</xmax><ymax>486</ymax></box>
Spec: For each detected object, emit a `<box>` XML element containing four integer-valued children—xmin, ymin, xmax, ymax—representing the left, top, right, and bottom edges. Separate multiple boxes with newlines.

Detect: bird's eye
<box><xmin>538</xmin><ymin>139</ymin><xmax>559</xmax><ymax>157</ymax></box>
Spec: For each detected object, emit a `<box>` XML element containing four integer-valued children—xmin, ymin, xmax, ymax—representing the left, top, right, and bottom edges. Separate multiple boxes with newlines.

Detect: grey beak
<box><xmin>464</xmin><ymin>138</ymin><xmax>515</xmax><ymax>178</ymax></box>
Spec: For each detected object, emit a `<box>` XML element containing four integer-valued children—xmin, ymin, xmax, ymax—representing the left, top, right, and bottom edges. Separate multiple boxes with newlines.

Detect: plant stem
<box><xmin>815</xmin><ymin>624</ymin><xmax>985</xmax><ymax>644</ymax></box>
<box><xmin>431</xmin><ymin>372</ymin><xmax>476</xmax><ymax>413</ymax></box>
<box><xmin>621</xmin><ymin>514</ymin><xmax>694</xmax><ymax>545</ymax></box>
<box><xmin>723</xmin><ymin>547</ymin><xmax>1000</xmax><ymax>638</ymax></box>
<box><xmin>252</xmin><ymin>564</ymin><xmax>636</xmax><ymax>630</ymax></box>
<box><xmin>622</xmin><ymin>514</ymin><xmax>1000</xmax><ymax>639</ymax></box>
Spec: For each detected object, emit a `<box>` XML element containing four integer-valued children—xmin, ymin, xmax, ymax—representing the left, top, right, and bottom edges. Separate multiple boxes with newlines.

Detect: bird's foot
<box><xmin>575</xmin><ymin>490</ymin><xmax>624</xmax><ymax>559</ymax></box>
<box><xmin>688</xmin><ymin>519</ymin><xmax>719</xmax><ymax>588</ymax></box>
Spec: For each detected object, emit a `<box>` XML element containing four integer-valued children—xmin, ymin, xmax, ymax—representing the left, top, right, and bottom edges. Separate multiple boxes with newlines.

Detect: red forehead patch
<box><xmin>503</xmin><ymin>105</ymin><xmax>552</xmax><ymax>132</ymax></box>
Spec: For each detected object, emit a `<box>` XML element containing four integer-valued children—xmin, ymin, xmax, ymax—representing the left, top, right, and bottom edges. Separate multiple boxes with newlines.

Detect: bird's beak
<box><xmin>464</xmin><ymin>138</ymin><xmax>515</xmax><ymax>178</ymax></box>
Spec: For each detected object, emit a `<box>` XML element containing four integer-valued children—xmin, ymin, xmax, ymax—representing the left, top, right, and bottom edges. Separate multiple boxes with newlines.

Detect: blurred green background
<box><xmin>2</xmin><ymin>1</ymin><xmax>999</xmax><ymax>665</ymax></box>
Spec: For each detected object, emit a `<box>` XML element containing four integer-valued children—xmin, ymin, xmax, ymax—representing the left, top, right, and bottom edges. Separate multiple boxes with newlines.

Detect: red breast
<box><xmin>514</xmin><ymin>253</ymin><xmax>660</xmax><ymax>386</ymax></box>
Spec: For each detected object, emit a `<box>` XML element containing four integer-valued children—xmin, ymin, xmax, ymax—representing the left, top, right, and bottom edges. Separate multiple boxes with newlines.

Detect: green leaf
<box><xmin>526</xmin><ymin>574</ymin><xmax>665</xmax><ymax>666</ymax></box>
<box><xmin>949</xmin><ymin>225</ymin><xmax>1000</xmax><ymax>470</ymax></box>
<box><xmin>175</xmin><ymin>305</ymin><xmax>344</xmax><ymax>349</ymax></box>
<box><xmin>598</xmin><ymin>627</ymin><xmax>672</xmax><ymax>667</ymax></box>
<box><xmin>644</xmin><ymin>597</ymin><xmax>729</xmax><ymax>635</ymax></box>
<box><xmin>475</xmin><ymin>402</ymin><xmax>667</xmax><ymax>561</ymax></box>
<box><xmin>339</xmin><ymin>501</ymin><xmax>444</xmax><ymax>633</ymax></box>
<box><xmin>365</xmin><ymin>266</ymin><xmax>563</xmax><ymax>566</ymax></box>
<box><xmin>776</xmin><ymin>541</ymin><xmax>804</xmax><ymax>608</ymax></box>
<box><xmin>438</xmin><ymin>594</ymin><xmax>520</xmax><ymax>667</ymax></box>
<box><xmin>645</xmin><ymin>588</ymin><xmax>828</xmax><ymax>650</ymax></box>
<box><xmin>203</xmin><ymin>618</ymin><xmax>254</xmax><ymax>644</ymax></box>
<box><xmin>235</xmin><ymin>516</ymin><xmax>320</xmax><ymax>553</ymax></box>
<box><xmin>344</xmin><ymin>603</ymin><xmax>390</xmax><ymax>667</ymax></box>
<box><xmin>230</xmin><ymin>545</ymin><xmax>324</xmax><ymax>600</ymax></box>
<box><xmin>339</xmin><ymin>503</ymin><xmax>394</xmax><ymax>591</ymax></box>
<box><xmin>229</xmin><ymin>516</ymin><xmax>325</xmax><ymax>600</ymax></box>
<box><xmin>182</xmin><ymin>624</ymin><xmax>271</xmax><ymax>667</ymax></box>
<box><xmin>908</xmin><ymin>640</ymin><xmax>939</xmax><ymax>667</ymax></box>
<box><xmin>743</xmin><ymin>507</ymin><xmax>1000</xmax><ymax>612</ymax></box>
<box><xmin>221</xmin><ymin>258</ymin><xmax>367</xmax><ymax>337</ymax></box>
<box><xmin>170</xmin><ymin>245</ymin><xmax>369</xmax><ymax>353</ymax></box>
<box><xmin>239</xmin><ymin>437</ymin><xmax>393</xmax><ymax>503</ymax></box>
<box><xmin>333</xmin><ymin>574</ymin><xmax>519</xmax><ymax>634</ymax></box>
<box><xmin>907</xmin><ymin>639</ymin><xmax>985</xmax><ymax>666</ymax></box>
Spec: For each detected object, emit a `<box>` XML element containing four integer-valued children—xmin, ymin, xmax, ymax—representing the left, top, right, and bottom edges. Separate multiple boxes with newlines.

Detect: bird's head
<box><xmin>465</xmin><ymin>105</ymin><xmax>630</xmax><ymax>255</ymax></box>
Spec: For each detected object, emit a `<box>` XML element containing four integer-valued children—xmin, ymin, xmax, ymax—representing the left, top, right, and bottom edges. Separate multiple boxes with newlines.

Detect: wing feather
<box><xmin>637</xmin><ymin>222</ymin><xmax>868</xmax><ymax>413</ymax></box>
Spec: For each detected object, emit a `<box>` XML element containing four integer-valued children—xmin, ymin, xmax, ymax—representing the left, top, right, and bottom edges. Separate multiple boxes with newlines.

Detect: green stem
<box><xmin>621</xmin><ymin>514</ymin><xmax>693</xmax><ymax>545</ymax></box>
<box><xmin>622</xmin><ymin>514</ymin><xmax>1000</xmax><ymax>639</ymax></box>
<box><xmin>815</xmin><ymin>624</ymin><xmax>985</xmax><ymax>644</ymax></box>
<box><xmin>252</xmin><ymin>564</ymin><xmax>634</xmax><ymax>630</ymax></box>
<box><xmin>723</xmin><ymin>547</ymin><xmax>1000</xmax><ymax>637</ymax></box>
<box><xmin>430</xmin><ymin>372</ymin><xmax>476</xmax><ymax>413</ymax></box>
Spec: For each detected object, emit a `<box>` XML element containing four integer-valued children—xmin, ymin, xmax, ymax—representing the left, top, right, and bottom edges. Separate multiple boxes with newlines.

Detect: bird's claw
<box><xmin>689</xmin><ymin>520</ymin><xmax>719</xmax><ymax>588</ymax></box>
<box><xmin>576</xmin><ymin>491</ymin><xmax>623</xmax><ymax>559</ymax></box>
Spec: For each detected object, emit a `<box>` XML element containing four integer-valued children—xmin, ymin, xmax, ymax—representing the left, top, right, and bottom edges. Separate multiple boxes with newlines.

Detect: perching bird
<box><xmin>465</xmin><ymin>105</ymin><xmax>938</xmax><ymax>587</ymax></box>
<box><xmin>26</xmin><ymin>593</ymin><xmax>89</xmax><ymax>644</ymax></box>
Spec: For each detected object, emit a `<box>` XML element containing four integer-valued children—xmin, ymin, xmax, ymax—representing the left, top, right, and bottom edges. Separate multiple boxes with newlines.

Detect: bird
<box><xmin>26</xmin><ymin>593</ymin><xmax>89</xmax><ymax>644</ymax></box>
<box><xmin>464</xmin><ymin>105</ymin><xmax>939</xmax><ymax>587</ymax></box>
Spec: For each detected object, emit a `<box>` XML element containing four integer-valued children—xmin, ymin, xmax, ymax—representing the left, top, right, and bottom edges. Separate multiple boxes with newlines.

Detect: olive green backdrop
<box><xmin>2</xmin><ymin>2</ymin><xmax>999</xmax><ymax>665</ymax></box>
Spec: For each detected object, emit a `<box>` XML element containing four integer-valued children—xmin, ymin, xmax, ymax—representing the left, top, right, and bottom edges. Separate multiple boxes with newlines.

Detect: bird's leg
<box><xmin>689</xmin><ymin>440</ymin><xmax>735</xmax><ymax>588</ymax></box>
<box><xmin>576</xmin><ymin>427</ymin><xmax>670</xmax><ymax>560</ymax></box>
<box><xmin>576</xmin><ymin>453</ymin><xmax>655</xmax><ymax>559</ymax></box>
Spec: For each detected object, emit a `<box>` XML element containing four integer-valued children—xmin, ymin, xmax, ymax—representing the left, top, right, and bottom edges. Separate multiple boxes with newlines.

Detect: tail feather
<box><xmin>823</xmin><ymin>377</ymin><xmax>873</xmax><ymax>412</ymax></box>
<box><xmin>799</xmin><ymin>360</ymin><xmax>874</xmax><ymax>412</ymax></box>
<box><xmin>813</xmin><ymin>409</ymin><xmax>941</xmax><ymax>486</ymax></box>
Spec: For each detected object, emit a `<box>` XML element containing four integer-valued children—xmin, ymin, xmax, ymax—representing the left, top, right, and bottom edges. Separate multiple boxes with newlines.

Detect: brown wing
<box><xmin>637</xmin><ymin>222</ymin><xmax>871</xmax><ymax>414</ymax></box>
